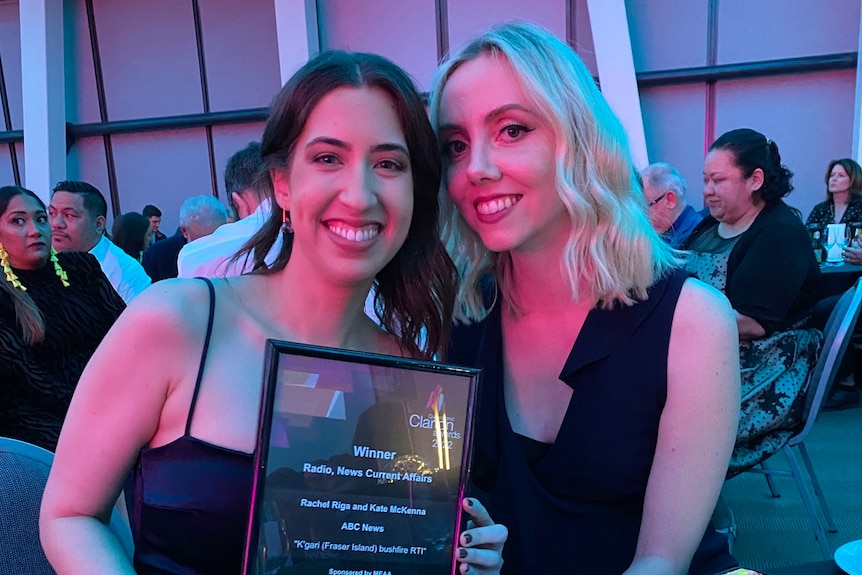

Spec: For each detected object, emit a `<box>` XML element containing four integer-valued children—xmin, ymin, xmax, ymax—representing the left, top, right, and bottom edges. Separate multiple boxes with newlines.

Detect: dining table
<box><xmin>819</xmin><ymin>262</ymin><xmax>862</xmax><ymax>299</ymax></box>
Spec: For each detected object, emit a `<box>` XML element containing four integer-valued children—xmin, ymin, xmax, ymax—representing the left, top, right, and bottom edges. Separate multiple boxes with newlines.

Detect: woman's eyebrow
<box><xmin>438</xmin><ymin>103</ymin><xmax>533</xmax><ymax>134</ymax></box>
<box><xmin>306</xmin><ymin>137</ymin><xmax>408</xmax><ymax>157</ymax></box>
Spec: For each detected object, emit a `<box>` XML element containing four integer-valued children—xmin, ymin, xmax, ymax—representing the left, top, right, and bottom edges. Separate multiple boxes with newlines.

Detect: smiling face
<box><xmin>273</xmin><ymin>86</ymin><xmax>413</xmax><ymax>286</ymax></box>
<box><xmin>702</xmin><ymin>148</ymin><xmax>763</xmax><ymax>225</ymax></box>
<box><xmin>437</xmin><ymin>53</ymin><xmax>569</xmax><ymax>254</ymax></box>
<box><xmin>828</xmin><ymin>163</ymin><xmax>851</xmax><ymax>195</ymax></box>
<box><xmin>0</xmin><ymin>193</ymin><xmax>51</xmax><ymax>270</ymax></box>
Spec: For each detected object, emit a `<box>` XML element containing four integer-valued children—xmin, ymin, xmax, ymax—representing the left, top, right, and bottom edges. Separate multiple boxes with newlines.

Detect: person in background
<box><xmin>805</xmin><ymin>158</ymin><xmax>862</xmax><ymax>228</ymax></box>
<box><xmin>684</xmin><ymin>130</ymin><xmax>821</xmax><ymax>340</ymax></box>
<box><xmin>817</xmin><ymin>160</ymin><xmax>862</xmax><ymax>410</ymax></box>
<box><xmin>111</xmin><ymin>212</ymin><xmax>152</xmax><ymax>262</ymax></box>
<box><xmin>641</xmin><ymin>162</ymin><xmax>703</xmax><ymax>248</ymax></box>
<box><xmin>683</xmin><ymin>128</ymin><xmax>822</xmax><ymax>474</ymax></box>
<box><xmin>176</xmin><ymin>142</ymin><xmax>280</xmax><ymax>277</ymax></box>
<box><xmin>0</xmin><ymin>186</ymin><xmax>125</xmax><ymax>451</ymax></box>
<box><xmin>142</xmin><ymin>204</ymin><xmax>167</xmax><ymax>245</ymax></box>
<box><xmin>432</xmin><ymin>22</ymin><xmax>738</xmax><ymax>575</ymax></box>
<box><xmin>142</xmin><ymin>196</ymin><xmax>228</xmax><ymax>282</ymax></box>
<box><xmin>49</xmin><ymin>181</ymin><xmax>151</xmax><ymax>304</ymax></box>
<box><xmin>178</xmin><ymin>196</ymin><xmax>229</xmax><ymax>243</ymax></box>
<box><xmin>140</xmin><ymin>227</ymin><xmax>184</xmax><ymax>283</ymax></box>
<box><xmin>41</xmin><ymin>50</ymin><xmax>504</xmax><ymax>575</ymax></box>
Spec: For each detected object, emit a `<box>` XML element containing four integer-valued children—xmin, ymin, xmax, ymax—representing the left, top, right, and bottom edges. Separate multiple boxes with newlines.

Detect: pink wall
<box><xmin>715</xmin><ymin>70</ymin><xmax>857</xmax><ymax>218</ymax></box>
<box><xmin>59</xmin><ymin>0</ymin><xmax>278</xmax><ymax>229</ymax></box>
<box><xmin>0</xmin><ymin>3</ymin><xmax>21</xmax><ymax>130</ymax></box>
<box><xmin>717</xmin><ymin>0</ymin><xmax>859</xmax><ymax>64</ymax></box>
<box><xmin>0</xmin><ymin>0</ymin><xmax>856</xmax><ymax>229</ymax></box>
<box><xmin>446</xmin><ymin>0</ymin><xmax>567</xmax><ymax>57</ymax></box>
<box><xmin>635</xmin><ymin>0</ymin><xmax>859</xmax><ymax>221</ymax></box>
<box><xmin>318</xmin><ymin>0</ymin><xmax>439</xmax><ymax>91</ymax></box>
<box><xmin>640</xmin><ymin>83</ymin><xmax>708</xmax><ymax>209</ymax></box>
<box><xmin>626</xmin><ymin>0</ymin><xmax>709</xmax><ymax>71</ymax></box>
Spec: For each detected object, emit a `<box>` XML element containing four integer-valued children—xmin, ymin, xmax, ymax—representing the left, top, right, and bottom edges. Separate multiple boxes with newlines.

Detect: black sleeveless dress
<box><xmin>448</xmin><ymin>270</ymin><xmax>737</xmax><ymax>575</ymax></box>
<box><xmin>126</xmin><ymin>278</ymin><xmax>255</xmax><ymax>574</ymax></box>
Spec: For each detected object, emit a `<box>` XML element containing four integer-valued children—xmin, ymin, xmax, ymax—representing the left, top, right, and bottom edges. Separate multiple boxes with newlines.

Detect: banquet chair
<box><xmin>0</xmin><ymin>437</ymin><xmax>134</xmax><ymax>574</ymax></box>
<box><xmin>744</xmin><ymin>277</ymin><xmax>862</xmax><ymax>559</ymax></box>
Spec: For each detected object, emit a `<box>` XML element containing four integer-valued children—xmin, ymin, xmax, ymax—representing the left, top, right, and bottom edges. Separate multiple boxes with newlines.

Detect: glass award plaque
<box><xmin>242</xmin><ymin>340</ymin><xmax>481</xmax><ymax>575</ymax></box>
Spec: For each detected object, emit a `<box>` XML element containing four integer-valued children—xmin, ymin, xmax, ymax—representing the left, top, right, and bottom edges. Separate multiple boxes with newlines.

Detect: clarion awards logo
<box><xmin>406</xmin><ymin>385</ymin><xmax>462</xmax><ymax>470</ymax></box>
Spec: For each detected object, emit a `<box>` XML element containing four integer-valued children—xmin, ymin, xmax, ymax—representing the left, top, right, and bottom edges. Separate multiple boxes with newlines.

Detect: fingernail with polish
<box><xmin>459</xmin><ymin>548</ymin><xmax>467</xmax><ymax>559</ymax></box>
<box><xmin>463</xmin><ymin>533</ymin><xmax>472</xmax><ymax>545</ymax></box>
<box><xmin>466</xmin><ymin>498</ymin><xmax>474</xmax><ymax>507</ymax></box>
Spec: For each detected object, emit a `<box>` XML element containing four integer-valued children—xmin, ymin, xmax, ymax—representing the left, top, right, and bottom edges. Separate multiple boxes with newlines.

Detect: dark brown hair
<box><xmin>709</xmin><ymin>128</ymin><xmax>794</xmax><ymax>204</ymax></box>
<box><xmin>112</xmin><ymin>212</ymin><xmax>150</xmax><ymax>260</ymax></box>
<box><xmin>0</xmin><ymin>186</ymin><xmax>46</xmax><ymax>343</ymax></box>
<box><xmin>824</xmin><ymin>158</ymin><xmax>862</xmax><ymax>204</ymax></box>
<box><xmin>235</xmin><ymin>51</ymin><xmax>457</xmax><ymax>360</ymax></box>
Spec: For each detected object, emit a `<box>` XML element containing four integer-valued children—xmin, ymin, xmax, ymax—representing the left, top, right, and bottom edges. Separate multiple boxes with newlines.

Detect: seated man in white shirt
<box><xmin>49</xmin><ymin>181</ymin><xmax>151</xmax><ymax>304</ymax></box>
<box><xmin>177</xmin><ymin>142</ymin><xmax>281</xmax><ymax>278</ymax></box>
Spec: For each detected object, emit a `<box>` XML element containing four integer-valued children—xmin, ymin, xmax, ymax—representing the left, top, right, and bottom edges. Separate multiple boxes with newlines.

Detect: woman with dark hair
<box><xmin>41</xmin><ymin>51</ymin><xmax>504</xmax><ymax>575</ymax></box>
<box><xmin>683</xmin><ymin>128</ymin><xmax>822</xmax><ymax>474</ymax></box>
<box><xmin>0</xmin><ymin>186</ymin><xmax>125</xmax><ymax>451</ymax></box>
<box><xmin>111</xmin><ymin>212</ymin><xmax>152</xmax><ymax>261</ymax></box>
<box><xmin>684</xmin><ymin>129</ymin><xmax>821</xmax><ymax>340</ymax></box>
<box><xmin>806</xmin><ymin>158</ymin><xmax>862</xmax><ymax>227</ymax></box>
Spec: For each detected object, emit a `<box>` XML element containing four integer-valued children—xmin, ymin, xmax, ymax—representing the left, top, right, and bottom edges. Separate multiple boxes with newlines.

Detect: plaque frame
<box><xmin>242</xmin><ymin>339</ymin><xmax>481</xmax><ymax>575</ymax></box>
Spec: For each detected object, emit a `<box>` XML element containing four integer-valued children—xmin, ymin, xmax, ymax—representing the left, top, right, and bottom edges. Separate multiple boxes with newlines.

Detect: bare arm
<box><xmin>624</xmin><ymin>279</ymin><xmax>740</xmax><ymax>575</ymax></box>
<box><xmin>736</xmin><ymin>311</ymin><xmax>766</xmax><ymax>341</ymax></box>
<box><xmin>40</xmin><ymin>280</ymin><xmax>207</xmax><ymax>574</ymax></box>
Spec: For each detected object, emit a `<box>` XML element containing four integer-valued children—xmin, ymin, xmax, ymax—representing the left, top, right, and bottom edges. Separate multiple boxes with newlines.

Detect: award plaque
<box><xmin>242</xmin><ymin>340</ymin><xmax>481</xmax><ymax>575</ymax></box>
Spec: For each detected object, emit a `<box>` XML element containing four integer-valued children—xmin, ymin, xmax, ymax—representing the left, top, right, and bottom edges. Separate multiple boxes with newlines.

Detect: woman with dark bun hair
<box><xmin>684</xmin><ymin>128</ymin><xmax>820</xmax><ymax>339</ymax></box>
<box><xmin>683</xmin><ymin>128</ymin><xmax>822</xmax><ymax>474</ymax></box>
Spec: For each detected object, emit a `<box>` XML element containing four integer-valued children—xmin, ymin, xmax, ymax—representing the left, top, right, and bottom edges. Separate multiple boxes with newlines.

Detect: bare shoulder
<box><xmin>673</xmin><ymin>277</ymin><xmax>736</xmax><ymax>336</ymax></box>
<box><xmin>100</xmin><ymin>277</ymin><xmax>218</xmax><ymax>362</ymax></box>
<box><xmin>669</xmin><ymin>277</ymin><xmax>740</xmax><ymax>396</ymax></box>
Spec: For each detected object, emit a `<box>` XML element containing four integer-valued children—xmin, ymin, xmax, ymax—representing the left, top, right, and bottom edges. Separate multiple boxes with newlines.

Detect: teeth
<box><xmin>477</xmin><ymin>196</ymin><xmax>518</xmax><ymax>215</ymax></box>
<box><xmin>327</xmin><ymin>223</ymin><xmax>380</xmax><ymax>242</ymax></box>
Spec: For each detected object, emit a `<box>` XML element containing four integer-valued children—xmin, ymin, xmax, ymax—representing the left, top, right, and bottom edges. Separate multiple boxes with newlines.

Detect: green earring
<box><xmin>0</xmin><ymin>243</ymin><xmax>26</xmax><ymax>291</ymax></box>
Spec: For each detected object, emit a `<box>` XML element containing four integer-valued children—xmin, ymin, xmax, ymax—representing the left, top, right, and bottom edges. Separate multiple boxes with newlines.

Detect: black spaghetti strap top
<box><xmin>126</xmin><ymin>278</ymin><xmax>255</xmax><ymax>574</ymax></box>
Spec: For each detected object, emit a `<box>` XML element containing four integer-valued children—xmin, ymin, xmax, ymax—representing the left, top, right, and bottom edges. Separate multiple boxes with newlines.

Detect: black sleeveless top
<box><xmin>448</xmin><ymin>270</ymin><xmax>737</xmax><ymax>575</ymax></box>
<box><xmin>126</xmin><ymin>278</ymin><xmax>255</xmax><ymax>574</ymax></box>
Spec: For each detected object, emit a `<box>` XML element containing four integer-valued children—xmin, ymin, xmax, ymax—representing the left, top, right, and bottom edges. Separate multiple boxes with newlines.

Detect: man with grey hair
<box><xmin>178</xmin><ymin>196</ymin><xmax>229</xmax><ymax>243</ymax></box>
<box><xmin>640</xmin><ymin>162</ymin><xmax>703</xmax><ymax>248</ymax></box>
<box><xmin>142</xmin><ymin>196</ymin><xmax>228</xmax><ymax>282</ymax></box>
<box><xmin>177</xmin><ymin>142</ymin><xmax>281</xmax><ymax>278</ymax></box>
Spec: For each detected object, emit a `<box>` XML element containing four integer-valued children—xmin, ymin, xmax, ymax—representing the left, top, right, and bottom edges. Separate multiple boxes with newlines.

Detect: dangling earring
<box><xmin>281</xmin><ymin>210</ymin><xmax>294</xmax><ymax>235</ymax></box>
<box><xmin>0</xmin><ymin>243</ymin><xmax>26</xmax><ymax>291</ymax></box>
<box><xmin>51</xmin><ymin>249</ymin><xmax>70</xmax><ymax>287</ymax></box>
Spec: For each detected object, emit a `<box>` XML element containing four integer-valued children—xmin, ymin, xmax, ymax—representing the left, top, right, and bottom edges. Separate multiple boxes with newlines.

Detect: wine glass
<box><xmin>849</xmin><ymin>222</ymin><xmax>862</xmax><ymax>248</ymax></box>
<box><xmin>824</xmin><ymin>224</ymin><xmax>846</xmax><ymax>263</ymax></box>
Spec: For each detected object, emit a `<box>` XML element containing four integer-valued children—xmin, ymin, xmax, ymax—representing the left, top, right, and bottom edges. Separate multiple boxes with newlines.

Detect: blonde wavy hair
<box><xmin>429</xmin><ymin>21</ymin><xmax>678</xmax><ymax>323</ymax></box>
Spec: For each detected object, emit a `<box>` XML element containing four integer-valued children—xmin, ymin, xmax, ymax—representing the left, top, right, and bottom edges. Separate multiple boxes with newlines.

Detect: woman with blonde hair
<box><xmin>432</xmin><ymin>22</ymin><xmax>740</xmax><ymax>574</ymax></box>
